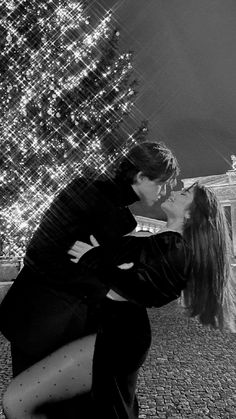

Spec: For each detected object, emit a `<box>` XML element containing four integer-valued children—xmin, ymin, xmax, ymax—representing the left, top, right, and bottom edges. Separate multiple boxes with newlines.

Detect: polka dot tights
<box><xmin>3</xmin><ymin>334</ymin><xmax>96</xmax><ymax>419</ymax></box>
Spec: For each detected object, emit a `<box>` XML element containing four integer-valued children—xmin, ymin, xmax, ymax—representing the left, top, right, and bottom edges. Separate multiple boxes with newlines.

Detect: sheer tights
<box><xmin>3</xmin><ymin>334</ymin><xmax>96</xmax><ymax>419</ymax></box>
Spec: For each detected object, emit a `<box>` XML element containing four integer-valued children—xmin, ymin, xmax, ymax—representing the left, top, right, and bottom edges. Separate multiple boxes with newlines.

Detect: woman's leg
<box><xmin>3</xmin><ymin>334</ymin><xmax>96</xmax><ymax>419</ymax></box>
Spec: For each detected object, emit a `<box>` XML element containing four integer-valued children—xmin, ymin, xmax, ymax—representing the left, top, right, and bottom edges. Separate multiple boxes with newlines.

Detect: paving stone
<box><xmin>136</xmin><ymin>301</ymin><xmax>236</xmax><ymax>418</ymax></box>
<box><xmin>1</xmin><ymin>300</ymin><xmax>236</xmax><ymax>418</ymax></box>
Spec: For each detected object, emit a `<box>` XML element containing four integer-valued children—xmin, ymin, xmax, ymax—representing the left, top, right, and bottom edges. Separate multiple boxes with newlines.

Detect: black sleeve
<box><xmin>79</xmin><ymin>232</ymin><xmax>193</xmax><ymax>308</ymax></box>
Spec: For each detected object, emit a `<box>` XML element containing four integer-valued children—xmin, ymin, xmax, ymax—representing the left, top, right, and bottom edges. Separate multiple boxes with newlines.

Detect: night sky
<box><xmin>91</xmin><ymin>0</ymin><xmax>236</xmax><ymax>218</ymax></box>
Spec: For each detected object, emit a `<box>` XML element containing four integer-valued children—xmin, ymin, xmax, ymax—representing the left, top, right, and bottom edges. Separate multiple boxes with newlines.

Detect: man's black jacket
<box><xmin>0</xmin><ymin>174</ymin><xmax>138</xmax><ymax>352</ymax></box>
<box><xmin>24</xmin><ymin>174</ymin><xmax>138</xmax><ymax>297</ymax></box>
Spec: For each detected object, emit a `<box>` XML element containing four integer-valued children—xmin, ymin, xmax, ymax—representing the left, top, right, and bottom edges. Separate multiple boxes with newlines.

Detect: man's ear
<box><xmin>135</xmin><ymin>171</ymin><xmax>145</xmax><ymax>184</ymax></box>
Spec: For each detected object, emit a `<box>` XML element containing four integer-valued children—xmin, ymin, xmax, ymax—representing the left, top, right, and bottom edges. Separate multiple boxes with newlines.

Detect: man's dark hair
<box><xmin>115</xmin><ymin>141</ymin><xmax>180</xmax><ymax>185</ymax></box>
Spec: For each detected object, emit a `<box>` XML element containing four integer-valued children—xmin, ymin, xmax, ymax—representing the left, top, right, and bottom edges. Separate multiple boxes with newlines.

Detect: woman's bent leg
<box><xmin>3</xmin><ymin>334</ymin><xmax>96</xmax><ymax>419</ymax></box>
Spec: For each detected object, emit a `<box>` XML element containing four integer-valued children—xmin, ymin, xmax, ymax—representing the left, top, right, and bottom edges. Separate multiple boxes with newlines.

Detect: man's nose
<box><xmin>160</xmin><ymin>185</ymin><xmax>167</xmax><ymax>196</ymax></box>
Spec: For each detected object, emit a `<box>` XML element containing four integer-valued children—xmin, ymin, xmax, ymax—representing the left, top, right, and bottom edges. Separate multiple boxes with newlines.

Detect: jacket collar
<box><xmin>95</xmin><ymin>175</ymin><xmax>140</xmax><ymax>207</ymax></box>
<box><xmin>114</xmin><ymin>177</ymin><xmax>140</xmax><ymax>207</ymax></box>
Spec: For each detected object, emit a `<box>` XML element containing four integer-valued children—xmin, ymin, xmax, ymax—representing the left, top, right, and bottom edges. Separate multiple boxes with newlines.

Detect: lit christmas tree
<box><xmin>0</xmin><ymin>0</ymin><xmax>147</xmax><ymax>259</ymax></box>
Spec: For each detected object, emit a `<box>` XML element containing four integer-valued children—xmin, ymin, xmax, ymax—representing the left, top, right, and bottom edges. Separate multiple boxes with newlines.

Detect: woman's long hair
<box><xmin>182</xmin><ymin>183</ymin><xmax>236</xmax><ymax>332</ymax></box>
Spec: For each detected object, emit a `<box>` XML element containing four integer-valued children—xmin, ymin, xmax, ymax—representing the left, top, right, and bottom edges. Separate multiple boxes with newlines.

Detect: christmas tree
<box><xmin>0</xmin><ymin>0</ymin><xmax>147</xmax><ymax>259</ymax></box>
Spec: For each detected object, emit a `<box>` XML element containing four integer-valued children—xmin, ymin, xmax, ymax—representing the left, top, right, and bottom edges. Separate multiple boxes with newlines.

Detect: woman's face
<box><xmin>161</xmin><ymin>186</ymin><xmax>195</xmax><ymax>219</ymax></box>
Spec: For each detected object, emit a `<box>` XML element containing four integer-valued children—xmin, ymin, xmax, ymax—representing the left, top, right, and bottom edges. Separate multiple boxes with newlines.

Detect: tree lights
<box><xmin>0</xmin><ymin>1</ymin><xmax>146</xmax><ymax>258</ymax></box>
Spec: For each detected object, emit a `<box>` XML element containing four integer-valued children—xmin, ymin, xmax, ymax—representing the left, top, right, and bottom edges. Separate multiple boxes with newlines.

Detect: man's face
<box><xmin>132</xmin><ymin>173</ymin><xmax>167</xmax><ymax>207</ymax></box>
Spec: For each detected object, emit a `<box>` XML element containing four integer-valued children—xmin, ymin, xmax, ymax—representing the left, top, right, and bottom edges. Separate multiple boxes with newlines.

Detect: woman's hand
<box><xmin>117</xmin><ymin>262</ymin><xmax>134</xmax><ymax>269</ymax></box>
<box><xmin>68</xmin><ymin>235</ymin><xmax>99</xmax><ymax>263</ymax></box>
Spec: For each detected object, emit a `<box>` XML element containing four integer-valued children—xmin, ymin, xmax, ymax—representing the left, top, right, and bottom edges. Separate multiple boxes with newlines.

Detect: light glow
<box><xmin>0</xmin><ymin>1</ymin><xmax>144</xmax><ymax>259</ymax></box>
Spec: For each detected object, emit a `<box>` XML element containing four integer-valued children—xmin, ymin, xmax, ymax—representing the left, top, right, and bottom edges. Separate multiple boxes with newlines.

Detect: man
<box><xmin>0</xmin><ymin>141</ymin><xmax>179</xmax><ymax>418</ymax></box>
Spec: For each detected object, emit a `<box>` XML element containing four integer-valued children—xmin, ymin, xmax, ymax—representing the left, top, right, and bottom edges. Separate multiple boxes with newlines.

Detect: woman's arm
<box><xmin>79</xmin><ymin>232</ymin><xmax>193</xmax><ymax>308</ymax></box>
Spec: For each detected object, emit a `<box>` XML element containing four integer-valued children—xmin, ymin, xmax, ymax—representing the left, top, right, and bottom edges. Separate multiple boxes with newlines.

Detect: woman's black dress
<box><xmin>79</xmin><ymin>231</ymin><xmax>193</xmax><ymax>418</ymax></box>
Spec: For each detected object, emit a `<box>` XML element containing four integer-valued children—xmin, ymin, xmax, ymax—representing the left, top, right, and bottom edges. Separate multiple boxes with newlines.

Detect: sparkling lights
<box><xmin>0</xmin><ymin>1</ymin><xmax>144</xmax><ymax>259</ymax></box>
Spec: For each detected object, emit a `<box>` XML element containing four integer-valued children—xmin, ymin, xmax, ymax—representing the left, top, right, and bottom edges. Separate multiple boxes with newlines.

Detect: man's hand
<box><xmin>68</xmin><ymin>235</ymin><xmax>134</xmax><ymax>269</ymax></box>
<box><xmin>68</xmin><ymin>235</ymin><xmax>99</xmax><ymax>263</ymax></box>
<box><xmin>90</xmin><ymin>235</ymin><xmax>99</xmax><ymax>247</ymax></box>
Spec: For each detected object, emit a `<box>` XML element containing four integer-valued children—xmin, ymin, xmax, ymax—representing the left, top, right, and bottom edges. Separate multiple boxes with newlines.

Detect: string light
<box><xmin>0</xmin><ymin>1</ymin><xmax>142</xmax><ymax>259</ymax></box>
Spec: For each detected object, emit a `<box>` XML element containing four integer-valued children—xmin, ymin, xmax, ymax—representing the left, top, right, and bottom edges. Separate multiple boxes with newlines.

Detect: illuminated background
<box><xmin>92</xmin><ymin>0</ymin><xmax>236</xmax><ymax>217</ymax></box>
<box><xmin>1</xmin><ymin>0</ymin><xmax>236</xmax><ymax>257</ymax></box>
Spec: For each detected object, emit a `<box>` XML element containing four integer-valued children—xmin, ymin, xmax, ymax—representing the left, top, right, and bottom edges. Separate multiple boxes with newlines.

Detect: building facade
<box><xmin>134</xmin><ymin>215</ymin><xmax>166</xmax><ymax>236</ymax></box>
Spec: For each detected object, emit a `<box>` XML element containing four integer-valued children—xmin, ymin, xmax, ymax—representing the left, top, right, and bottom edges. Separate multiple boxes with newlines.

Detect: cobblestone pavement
<box><xmin>1</xmin><ymin>300</ymin><xmax>236</xmax><ymax>418</ymax></box>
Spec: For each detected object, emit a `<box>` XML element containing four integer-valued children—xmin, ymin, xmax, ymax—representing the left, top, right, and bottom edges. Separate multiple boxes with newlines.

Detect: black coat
<box><xmin>80</xmin><ymin>231</ymin><xmax>193</xmax><ymax>308</ymax></box>
<box><xmin>0</xmin><ymin>174</ymin><xmax>138</xmax><ymax>358</ymax></box>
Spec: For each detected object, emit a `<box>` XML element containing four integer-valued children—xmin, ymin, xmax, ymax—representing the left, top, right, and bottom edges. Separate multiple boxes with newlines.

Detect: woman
<box><xmin>3</xmin><ymin>183</ymin><xmax>236</xmax><ymax>419</ymax></box>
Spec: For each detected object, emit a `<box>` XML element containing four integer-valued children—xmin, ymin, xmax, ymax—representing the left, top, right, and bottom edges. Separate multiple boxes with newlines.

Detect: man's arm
<box><xmin>78</xmin><ymin>233</ymin><xmax>192</xmax><ymax>308</ymax></box>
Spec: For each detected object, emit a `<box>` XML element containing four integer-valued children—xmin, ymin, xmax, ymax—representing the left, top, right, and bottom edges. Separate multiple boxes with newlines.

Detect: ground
<box><xmin>1</xmin><ymin>301</ymin><xmax>236</xmax><ymax>418</ymax></box>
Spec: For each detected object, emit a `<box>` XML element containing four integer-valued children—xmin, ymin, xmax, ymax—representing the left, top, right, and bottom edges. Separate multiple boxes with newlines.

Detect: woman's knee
<box><xmin>3</xmin><ymin>380</ymin><xmax>35</xmax><ymax>419</ymax></box>
<box><xmin>2</xmin><ymin>386</ymin><xmax>19</xmax><ymax>419</ymax></box>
